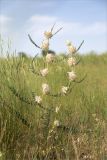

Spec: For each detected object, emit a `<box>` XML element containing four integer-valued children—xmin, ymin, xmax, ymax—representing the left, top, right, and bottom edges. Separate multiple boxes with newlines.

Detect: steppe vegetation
<box><xmin>0</xmin><ymin>26</ymin><xmax>107</xmax><ymax>160</ymax></box>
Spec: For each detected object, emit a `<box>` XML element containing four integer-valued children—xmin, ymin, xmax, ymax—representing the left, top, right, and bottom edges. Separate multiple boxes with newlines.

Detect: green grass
<box><xmin>0</xmin><ymin>52</ymin><xmax>107</xmax><ymax>160</ymax></box>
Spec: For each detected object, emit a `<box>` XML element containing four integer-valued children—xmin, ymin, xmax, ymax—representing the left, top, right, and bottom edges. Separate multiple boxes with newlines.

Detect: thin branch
<box><xmin>67</xmin><ymin>84</ymin><xmax>75</xmax><ymax>94</ymax></box>
<box><xmin>30</xmin><ymin>68</ymin><xmax>41</xmax><ymax>76</ymax></box>
<box><xmin>52</xmin><ymin>27</ymin><xmax>63</xmax><ymax>37</ymax></box>
<box><xmin>30</xmin><ymin>57</ymin><xmax>41</xmax><ymax>76</ymax></box>
<box><xmin>51</xmin><ymin>22</ymin><xmax>56</xmax><ymax>32</ymax></box>
<box><xmin>28</xmin><ymin>34</ymin><xmax>41</xmax><ymax>49</ymax></box>
<box><xmin>14</xmin><ymin>110</ymin><xmax>32</xmax><ymax>128</ymax></box>
<box><xmin>73</xmin><ymin>74</ymin><xmax>87</xmax><ymax>83</ymax></box>
<box><xmin>1</xmin><ymin>99</ymin><xmax>32</xmax><ymax>128</ymax></box>
<box><xmin>29</xmin><ymin>65</ymin><xmax>41</xmax><ymax>76</ymax></box>
<box><xmin>7</xmin><ymin>85</ymin><xmax>46</xmax><ymax>110</ymax></box>
<box><xmin>8</xmin><ymin>85</ymin><xmax>34</xmax><ymax>105</ymax></box>
<box><xmin>29</xmin><ymin>63</ymin><xmax>42</xmax><ymax>77</ymax></box>
<box><xmin>75</xmin><ymin>58</ymin><xmax>81</xmax><ymax>65</ymax></box>
<box><xmin>49</xmin><ymin>93</ymin><xmax>61</xmax><ymax>97</ymax></box>
<box><xmin>57</xmin><ymin>124</ymin><xmax>94</xmax><ymax>133</ymax></box>
<box><xmin>32</xmin><ymin>53</ymin><xmax>38</xmax><ymax>63</ymax></box>
<box><xmin>76</xmin><ymin>40</ymin><xmax>84</xmax><ymax>52</ymax></box>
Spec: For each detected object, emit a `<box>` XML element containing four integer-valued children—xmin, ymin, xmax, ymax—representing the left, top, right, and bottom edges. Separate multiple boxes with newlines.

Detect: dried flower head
<box><xmin>68</xmin><ymin>45</ymin><xmax>76</xmax><ymax>54</ymax></box>
<box><xmin>41</xmin><ymin>40</ymin><xmax>49</xmax><ymax>50</ymax></box>
<box><xmin>40</xmin><ymin>68</ymin><xmax>48</xmax><ymax>77</ymax></box>
<box><xmin>67</xmin><ymin>57</ymin><xmax>76</xmax><ymax>66</ymax></box>
<box><xmin>46</xmin><ymin>53</ymin><xmax>55</xmax><ymax>63</ymax></box>
<box><xmin>68</xmin><ymin>71</ymin><xmax>77</xmax><ymax>81</ymax></box>
<box><xmin>61</xmin><ymin>86</ymin><xmax>68</xmax><ymax>94</ymax></box>
<box><xmin>42</xmin><ymin>83</ymin><xmax>50</xmax><ymax>94</ymax></box>
<box><xmin>35</xmin><ymin>96</ymin><xmax>42</xmax><ymax>104</ymax></box>
<box><xmin>44</xmin><ymin>31</ymin><xmax>53</xmax><ymax>39</ymax></box>
<box><xmin>54</xmin><ymin>120</ymin><xmax>60</xmax><ymax>127</ymax></box>
<box><xmin>67</xmin><ymin>41</ymin><xmax>76</xmax><ymax>54</ymax></box>
<box><xmin>55</xmin><ymin>106</ymin><xmax>60</xmax><ymax>113</ymax></box>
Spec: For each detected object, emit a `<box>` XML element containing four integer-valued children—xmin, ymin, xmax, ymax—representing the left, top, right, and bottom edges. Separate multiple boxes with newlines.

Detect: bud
<box><xmin>46</xmin><ymin>53</ymin><xmax>55</xmax><ymax>63</ymax></box>
<box><xmin>67</xmin><ymin>71</ymin><xmax>77</xmax><ymax>81</ymax></box>
<box><xmin>67</xmin><ymin>57</ymin><xmax>76</xmax><ymax>66</ymax></box>
<box><xmin>40</xmin><ymin>68</ymin><xmax>48</xmax><ymax>77</ymax></box>
<box><xmin>42</xmin><ymin>83</ymin><xmax>50</xmax><ymax>94</ymax></box>
<box><xmin>44</xmin><ymin>31</ymin><xmax>52</xmax><ymax>39</ymax></box>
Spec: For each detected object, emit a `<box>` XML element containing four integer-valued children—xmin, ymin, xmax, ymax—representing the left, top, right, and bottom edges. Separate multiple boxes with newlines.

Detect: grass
<box><xmin>0</xmin><ymin>52</ymin><xmax>107</xmax><ymax>160</ymax></box>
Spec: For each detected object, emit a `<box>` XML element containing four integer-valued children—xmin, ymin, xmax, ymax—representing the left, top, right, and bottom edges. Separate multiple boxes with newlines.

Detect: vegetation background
<box><xmin>0</xmin><ymin>42</ymin><xmax>107</xmax><ymax>159</ymax></box>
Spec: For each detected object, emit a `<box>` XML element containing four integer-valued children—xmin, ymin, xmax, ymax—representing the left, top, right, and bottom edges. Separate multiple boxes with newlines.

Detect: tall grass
<box><xmin>0</xmin><ymin>52</ymin><xmax>107</xmax><ymax>160</ymax></box>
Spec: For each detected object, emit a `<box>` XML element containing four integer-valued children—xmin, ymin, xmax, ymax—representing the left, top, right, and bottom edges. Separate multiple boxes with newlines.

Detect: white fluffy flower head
<box><xmin>68</xmin><ymin>71</ymin><xmax>77</xmax><ymax>81</ymax></box>
<box><xmin>35</xmin><ymin>96</ymin><xmax>42</xmax><ymax>104</ymax></box>
<box><xmin>46</xmin><ymin>53</ymin><xmax>55</xmax><ymax>63</ymax></box>
<box><xmin>61</xmin><ymin>86</ymin><xmax>68</xmax><ymax>94</ymax></box>
<box><xmin>44</xmin><ymin>31</ymin><xmax>52</xmax><ymax>39</ymax></box>
<box><xmin>40</xmin><ymin>68</ymin><xmax>48</xmax><ymax>77</ymax></box>
<box><xmin>68</xmin><ymin>45</ymin><xmax>76</xmax><ymax>54</ymax></box>
<box><xmin>41</xmin><ymin>40</ymin><xmax>49</xmax><ymax>50</ymax></box>
<box><xmin>67</xmin><ymin>57</ymin><xmax>76</xmax><ymax>66</ymax></box>
<box><xmin>67</xmin><ymin>41</ymin><xmax>76</xmax><ymax>54</ymax></box>
<box><xmin>42</xmin><ymin>83</ymin><xmax>50</xmax><ymax>94</ymax></box>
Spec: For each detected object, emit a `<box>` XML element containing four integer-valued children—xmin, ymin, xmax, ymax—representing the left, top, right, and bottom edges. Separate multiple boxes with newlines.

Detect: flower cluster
<box><xmin>35</xmin><ymin>34</ymin><xmax>77</xmax><ymax>104</ymax></box>
<box><xmin>66</xmin><ymin>40</ymin><xmax>76</xmax><ymax>54</ymax></box>
<box><xmin>67</xmin><ymin>57</ymin><xmax>76</xmax><ymax>66</ymax></box>
<box><xmin>29</xmin><ymin>25</ymin><xmax>83</xmax><ymax>129</ymax></box>
<box><xmin>41</xmin><ymin>29</ymin><xmax>52</xmax><ymax>51</ymax></box>
<box><xmin>41</xmin><ymin>28</ymin><xmax>52</xmax><ymax>52</ymax></box>
<box><xmin>66</xmin><ymin>40</ymin><xmax>77</xmax><ymax>83</ymax></box>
